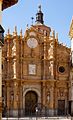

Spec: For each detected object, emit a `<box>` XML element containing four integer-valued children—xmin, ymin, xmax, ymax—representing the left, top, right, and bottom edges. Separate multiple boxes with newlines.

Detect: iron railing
<box><xmin>2</xmin><ymin>108</ymin><xmax>69</xmax><ymax>118</ymax></box>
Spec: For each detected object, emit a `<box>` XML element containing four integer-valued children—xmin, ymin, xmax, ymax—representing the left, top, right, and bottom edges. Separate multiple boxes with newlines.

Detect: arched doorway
<box><xmin>25</xmin><ymin>91</ymin><xmax>38</xmax><ymax>116</ymax></box>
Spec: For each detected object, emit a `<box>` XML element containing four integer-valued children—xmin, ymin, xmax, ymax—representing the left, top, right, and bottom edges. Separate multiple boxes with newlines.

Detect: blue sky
<box><xmin>2</xmin><ymin>0</ymin><xmax>73</xmax><ymax>47</ymax></box>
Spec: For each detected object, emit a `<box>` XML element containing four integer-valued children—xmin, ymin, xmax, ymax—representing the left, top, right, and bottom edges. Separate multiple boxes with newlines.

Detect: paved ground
<box><xmin>2</xmin><ymin>116</ymin><xmax>71</xmax><ymax>120</ymax></box>
<box><xmin>71</xmin><ymin>117</ymin><xmax>73</xmax><ymax>120</ymax></box>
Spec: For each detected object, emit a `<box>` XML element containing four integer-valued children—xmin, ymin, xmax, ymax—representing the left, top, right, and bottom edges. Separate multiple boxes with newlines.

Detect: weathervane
<box><xmin>38</xmin><ymin>5</ymin><xmax>41</xmax><ymax>12</ymax></box>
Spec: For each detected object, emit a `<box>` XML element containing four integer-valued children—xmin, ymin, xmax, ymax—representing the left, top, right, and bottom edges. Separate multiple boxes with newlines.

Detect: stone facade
<box><xmin>2</xmin><ymin>6</ymin><xmax>73</xmax><ymax>117</ymax></box>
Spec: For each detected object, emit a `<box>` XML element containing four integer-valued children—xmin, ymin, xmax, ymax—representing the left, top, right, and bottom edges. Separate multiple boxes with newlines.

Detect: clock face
<box><xmin>27</xmin><ymin>38</ymin><xmax>38</xmax><ymax>48</ymax></box>
<box><xmin>29</xmin><ymin>64</ymin><xmax>36</xmax><ymax>75</ymax></box>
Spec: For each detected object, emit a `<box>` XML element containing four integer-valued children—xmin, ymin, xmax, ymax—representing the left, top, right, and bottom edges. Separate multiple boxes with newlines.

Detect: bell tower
<box><xmin>36</xmin><ymin>5</ymin><xmax>44</xmax><ymax>24</ymax></box>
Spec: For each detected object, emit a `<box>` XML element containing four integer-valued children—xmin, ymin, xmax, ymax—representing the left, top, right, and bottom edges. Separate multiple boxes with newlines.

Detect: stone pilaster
<box><xmin>0</xmin><ymin>46</ymin><xmax>2</xmax><ymax>119</ymax></box>
<box><xmin>70</xmin><ymin>73</ymin><xmax>73</xmax><ymax>115</ymax></box>
<box><xmin>42</xmin><ymin>82</ymin><xmax>46</xmax><ymax>105</ymax></box>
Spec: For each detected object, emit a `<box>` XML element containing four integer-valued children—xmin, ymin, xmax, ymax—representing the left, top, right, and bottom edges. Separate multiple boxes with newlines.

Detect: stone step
<box><xmin>2</xmin><ymin>117</ymin><xmax>71</xmax><ymax>120</ymax></box>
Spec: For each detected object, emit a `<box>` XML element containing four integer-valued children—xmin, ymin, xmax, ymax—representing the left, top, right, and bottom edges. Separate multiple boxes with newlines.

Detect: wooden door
<box><xmin>25</xmin><ymin>91</ymin><xmax>38</xmax><ymax>116</ymax></box>
<box><xmin>58</xmin><ymin>100</ymin><xmax>65</xmax><ymax>116</ymax></box>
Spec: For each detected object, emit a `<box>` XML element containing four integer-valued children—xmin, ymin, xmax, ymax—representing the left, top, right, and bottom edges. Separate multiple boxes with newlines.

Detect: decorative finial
<box><xmin>15</xmin><ymin>26</ymin><xmax>17</xmax><ymax>32</ymax></box>
<box><xmin>7</xmin><ymin>28</ymin><xmax>10</xmax><ymax>39</ymax></box>
<box><xmin>69</xmin><ymin>17</ymin><xmax>73</xmax><ymax>39</ymax></box>
<box><xmin>52</xmin><ymin>30</ymin><xmax>55</xmax><ymax>38</ymax></box>
<box><xmin>31</xmin><ymin>17</ymin><xmax>34</xmax><ymax>25</ymax></box>
<box><xmin>20</xmin><ymin>29</ymin><xmax>22</xmax><ymax>37</ymax></box>
<box><xmin>7</xmin><ymin>28</ymin><xmax>10</xmax><ymax>35</ymax></box>
<box><xmin>56</xmin><ymin>33</ymin><xmax>58</xmax><ymax>40</ymax></box>
<box><xmin>13</xmin><ymin>26</ymin><xmax>17</xmax><ymax>36</ymax></box>
<box><xmin>26</xmin><ymin>24</ymin><xmax>29</xmax><ymax>30</ymax></box>
<box><xmin>72</xmin><ymin>16</ymin><xmax>73</xmax><ymax>20</ymax></box>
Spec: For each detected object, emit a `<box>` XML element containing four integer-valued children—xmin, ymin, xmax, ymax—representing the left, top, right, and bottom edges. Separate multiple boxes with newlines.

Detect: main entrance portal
<box><xmin>25</xmin><ymin>91</ymin><xmax>38</xmax><ymax>116</ymax></box>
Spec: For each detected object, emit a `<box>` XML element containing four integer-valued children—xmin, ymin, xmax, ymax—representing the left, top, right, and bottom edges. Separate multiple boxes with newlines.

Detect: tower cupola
<box><xmin>36</xmin><ymin>5</ymin><xmax>44</xmax><ymax>24</ymax></box>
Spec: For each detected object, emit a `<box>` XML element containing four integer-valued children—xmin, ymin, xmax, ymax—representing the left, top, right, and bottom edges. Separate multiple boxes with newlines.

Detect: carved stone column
<box><xmin>13</xmin><ymin>59</ymin><xmax>16</xmax><ymax>79</ymax></box>
<box><xmin>13</xmin><ymin>82</ymin><xmax>18</xmax><ymax>117</ymax></box>
<box><xmin>49</xmin><ymin>86</ymin><xmax>54</xmax><ymax>116</ymax></box>
<box><xmin>43</xmin><ymin>36</ymin><xmax>47</xmax><ymax>79</ymax></box>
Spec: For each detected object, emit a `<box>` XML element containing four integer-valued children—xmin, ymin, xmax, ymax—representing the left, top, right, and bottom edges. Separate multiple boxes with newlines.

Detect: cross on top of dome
<box><xmin>38</xmin><ymin>5</ymin><xmax>41</xmax><ymax>12</ymax></box>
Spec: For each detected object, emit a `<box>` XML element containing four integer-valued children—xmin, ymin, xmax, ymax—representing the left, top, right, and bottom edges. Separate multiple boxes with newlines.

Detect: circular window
<box><xmin>59</xmin><ymin>66</ymin><xmax>65</xmax><ymax>73</ymax></box>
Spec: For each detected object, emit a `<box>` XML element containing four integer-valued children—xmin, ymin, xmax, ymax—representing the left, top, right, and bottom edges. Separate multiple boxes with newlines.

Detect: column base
<box><xmin>71</xmin><ymin>101</ymin><xmax>73</xmax><ymax>116</ymax></box>
<box><xmin>0</xmin><ymin>97</ymin><xmax>2</xmax><ymax>120</ymax></box>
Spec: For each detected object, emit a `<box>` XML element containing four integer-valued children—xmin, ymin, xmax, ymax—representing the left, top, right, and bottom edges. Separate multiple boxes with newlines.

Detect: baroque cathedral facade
<box><xmin>2</xmin><ymin>6</ymin><xmax>73</xmax><ymax>117</ymax></box>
